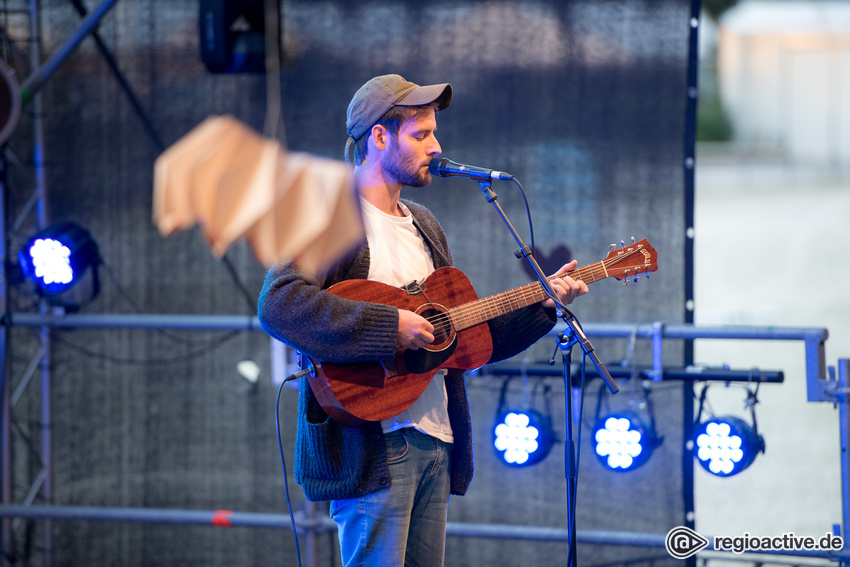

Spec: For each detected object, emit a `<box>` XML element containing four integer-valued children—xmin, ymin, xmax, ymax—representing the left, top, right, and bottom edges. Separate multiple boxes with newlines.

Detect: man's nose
<box><xmin>428</xmin><ymin>137</ymin><xmax>442</xmax><ymax>156</ymax></box>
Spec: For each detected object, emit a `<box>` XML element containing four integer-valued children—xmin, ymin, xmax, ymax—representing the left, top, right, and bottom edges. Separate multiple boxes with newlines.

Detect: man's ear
<box><xmin>370</xmin><ymin>124</ymin><xmax>390</xmax><ymax>151</ymax></box>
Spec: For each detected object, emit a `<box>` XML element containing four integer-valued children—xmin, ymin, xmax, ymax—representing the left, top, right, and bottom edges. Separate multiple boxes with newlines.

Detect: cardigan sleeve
<box><xmin>257</xmin><ymin>259</ymin><xmax>400</xmax><ymax>364</ymax></box>
<box><xmin>487</xmin><ymin>305</ymin><xmax>557</xmax><ymax>364</ymax></box>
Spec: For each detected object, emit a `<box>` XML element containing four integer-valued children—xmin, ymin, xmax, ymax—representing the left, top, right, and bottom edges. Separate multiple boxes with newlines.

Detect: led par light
<box><xmin>694</xmin><ymin>416</ymin><xmax>765</xmax><ymax>477</ymax></box>
<box><xmin>493</xmin><ymin>409</ymin><xmax>554</xmax><ymax>468</ymax></box>
<box><xmin>18</xmin><ymin>222</ymin><xmax>99</xmax><ymax>297</ymax></box>
<box><xmin>593</xmin><ymin>412</ymin><xmax>659</xmax><ymax>472</ymax></box>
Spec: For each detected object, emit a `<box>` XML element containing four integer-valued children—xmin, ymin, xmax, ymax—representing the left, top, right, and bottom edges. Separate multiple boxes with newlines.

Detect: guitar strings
<box><xmin>421</xmin><ymin>249</ymin><xmax>647</xmax><ymax>331</ymax></box>
<box><xmin>422</xmin><ymin>264</ymin><xmax>597</xmax><ymax>330</ymax></box>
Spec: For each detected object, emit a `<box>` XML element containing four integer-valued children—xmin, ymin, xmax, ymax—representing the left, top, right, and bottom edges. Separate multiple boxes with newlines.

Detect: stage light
<box><xmin>694</xmin><ymin>416</ymin><xmax>764</xmax><ymax>477</ymax></box>
<box><xmin>492</xmin><ymin>374</ymin><xmax>556</xmax><ymax>468</ymax></box>
<box><xmin>592</xmin><ymin>412</ymin><xmax>659</xmax><ymax>472</ymax></box>
<box><xmin>493</xmin><ymin>408</ymin><xmax>554</xmax><ymax>467</ymax></box>
<box><xmin>199</xmin><ymin>0</ymin><xmax>267</xmax><ymax>74</ymax></box>
<box><xmin>692</xmin><ymin>384</ymin><xmax>765</xmax><ymax>477</ymax></box>
<box><xmin>18</xmin><ymin>222</ymin><xmax>100</xmax><ymax>299</ymax></box>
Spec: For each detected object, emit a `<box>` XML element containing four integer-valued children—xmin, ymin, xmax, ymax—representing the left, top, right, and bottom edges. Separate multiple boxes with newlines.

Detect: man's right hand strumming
<box><xmin>397</xmin><ymin>308</ymin><xmax>435</xmax><ymax>350</ymax></box>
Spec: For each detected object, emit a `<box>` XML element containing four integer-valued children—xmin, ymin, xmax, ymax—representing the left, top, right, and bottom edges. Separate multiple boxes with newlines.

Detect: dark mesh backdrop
<box><xmin>2</xmin><ymin>1</ymin><xmax>691</xmax><ymax>565</ymax></box>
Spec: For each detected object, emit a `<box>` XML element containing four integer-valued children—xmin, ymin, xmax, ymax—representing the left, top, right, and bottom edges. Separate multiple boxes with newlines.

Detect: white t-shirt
<box><xmin>360</xmin><ymin>197</ymin><xmax>454</xmax><ymax>444</ymax></box>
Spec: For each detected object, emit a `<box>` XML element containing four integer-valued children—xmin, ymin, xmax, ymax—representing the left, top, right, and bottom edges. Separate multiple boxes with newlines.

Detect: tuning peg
<box><xmin>633</xmin><ymin>276</ymin><xmax>639</xmax><ymax>283</ymax></box>
<box><xmin>620</xmin><ymin>240</ymin><xmax>625</xmax><ymax>248</ymax></box>
<box><xmin>609</xmin><ymin>243</ymin><xmax>617</xmax><ymax>250</ymax></box>
<box><xmin>622</xmin><ymin>279</ymin><xmax>629</xmax><ymax>286</ymax></box>
<box><xmin>645</xmin><ymin>273</ymin><xmax>650</xmax><ymax>280</ymax></box>
<box><xmin>631</xmin><ymin>236</ymin><xmax>636</xmax><ymax>244</ymax></box>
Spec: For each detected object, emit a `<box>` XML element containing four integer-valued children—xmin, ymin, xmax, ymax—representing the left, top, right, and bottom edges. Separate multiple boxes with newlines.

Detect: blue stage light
<box><xmin>493</xmin><ymin>409</ymin><xmax>554</xmax><ymax>467</ymax></box>
<box><xmin>18</xmin><ymin>222</ymin><xmax>99</xmax><ymax>298</ymax></box>
<box><xmin>694</xmin><ymin>416</ymin><xmax>764</xmax><ymax>477</ymax></box>
<box><xmin>593</xmin><ymin>413</ymin><xmax>658</xmax><ymax>472</ymax></box>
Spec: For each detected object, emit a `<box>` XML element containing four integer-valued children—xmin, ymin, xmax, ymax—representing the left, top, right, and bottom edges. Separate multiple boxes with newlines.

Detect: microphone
<box><xmin>428</xmin><ymin>157</ymin><xmax>514</xmax><ymax>181</ymax></box>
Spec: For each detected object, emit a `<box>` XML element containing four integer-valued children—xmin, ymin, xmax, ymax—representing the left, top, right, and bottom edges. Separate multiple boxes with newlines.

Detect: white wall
<box><xmin>717</xmin><ymin>1</ymin><xmax>850</xmax><ymax>165</ymax></box>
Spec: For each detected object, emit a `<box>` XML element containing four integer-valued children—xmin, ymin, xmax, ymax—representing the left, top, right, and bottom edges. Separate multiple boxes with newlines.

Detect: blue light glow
<box><xmin>594</xmin><ymin>416</ymin><xmax>644</xmax><ymax>471</ymax></box>
<box><xmin>29</xmin><ymin>238</ymin><xmax>74</xmax><ymax>286</ymax></box>
<box><xmin>693</xmin><ymin>417</ymin><xmax>762</xmax><ymax>477</ymax></box>
<box><xmin>494</xmin><ymin>411</ymin><xmax>540</xmax><ymax>465</ymax></box>
<box><xmin>18</xmin><ymin>222</ymin><xmax>99</xmax><ymax>298</ymax></box>
<box><xmin>696</xmin><ymin>421</ymin><xmax>743</xmax><ymax>475</ymax></box>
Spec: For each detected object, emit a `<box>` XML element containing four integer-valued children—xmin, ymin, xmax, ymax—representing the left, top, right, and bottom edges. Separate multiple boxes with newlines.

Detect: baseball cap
<box><xmin>344</xmin><ymin>74</ymin><xmax>452</xmax><ymax>165</ymax></box>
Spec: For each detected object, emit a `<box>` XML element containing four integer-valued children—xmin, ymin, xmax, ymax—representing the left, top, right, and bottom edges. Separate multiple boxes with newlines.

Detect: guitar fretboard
<box><xmin>447</xmin><ymin>261</ymin><xmax>610</xmax><ymax>332</ymax></box>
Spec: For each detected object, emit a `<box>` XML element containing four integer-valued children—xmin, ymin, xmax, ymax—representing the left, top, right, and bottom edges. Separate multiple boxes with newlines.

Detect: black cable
<box><xmin>220</xmin><ymin>253</ymin><xmax>258</xmax><ymax>314</ymax></box>
<box><xmin>275</xmin><ymin>376</ymin><xmax>303</xmax><ymax>567</ymax></box>
<box><xmin>694</xmin><ymin>383</ymin><xmax>712</xmax><ymax>423</ymax></box>
<box><xmin>574</xmin><ymin>353</ymin><xmax>587</xmax><ymax>489</ymax></box>
<box><xmin>98</xmin><ymin>259</ymin><xmax>148</xmax><ymax>313</ymax></box>
<box><xmin>68</xmin><ymin>0</ymin><xmax>166</xmax><ymax>152</ymax></box>
<box><xmin>495</xmin><ymin>374</ymin><xmax>514</xmax><ymax>417</ymax></box>
<box><xmin>54</xmin><ymin>0</ymin><xmax>265</xmax><ymax>345</ymax></box>
<box><xmin>98</xmin><ymin>259</ymin><xmax>241</xmax><ymax>346</ymax></box>
<box><xmin>511</xmin><ymin>177</ymin><xmax>535</xmax><ymax>255</ymax></box>
<box><xmin>48</xmin><ymin>328</ymin><xmax>242</xmax><ymax>365</ymax></box>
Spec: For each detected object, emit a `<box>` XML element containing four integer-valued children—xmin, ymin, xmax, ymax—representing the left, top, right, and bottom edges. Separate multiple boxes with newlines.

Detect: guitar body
<box><xmin>307</xmin><ymin>266</ymin><xmax>493</xmax><ymax>427</ymax></box>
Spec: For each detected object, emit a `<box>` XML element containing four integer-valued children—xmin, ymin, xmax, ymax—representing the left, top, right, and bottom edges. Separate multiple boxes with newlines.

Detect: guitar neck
<box><xmin>449</xmin><ymin>261</ymin><xmax>609</xmax><ymax>332</ymax></box>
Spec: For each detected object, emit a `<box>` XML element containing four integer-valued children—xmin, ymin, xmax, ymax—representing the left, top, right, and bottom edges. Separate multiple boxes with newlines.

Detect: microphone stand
<box><xmin>475</xmin><ymin>179</ymin><xmax>619</xmax><ymax>567</ymax></box>
<box><xmin>551</xmin><ymin>331</ymin><xmax>579</xmax><ymax>567</ymax></box>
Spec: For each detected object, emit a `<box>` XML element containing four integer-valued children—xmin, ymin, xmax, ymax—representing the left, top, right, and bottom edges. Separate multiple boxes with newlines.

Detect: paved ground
<box><xmin>693</xmin><ymin>153</ymin><xmax>848</xmax><ymax>551</ymax></box>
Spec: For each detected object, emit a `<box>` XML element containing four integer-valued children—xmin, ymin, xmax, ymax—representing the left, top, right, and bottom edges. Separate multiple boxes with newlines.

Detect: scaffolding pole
<box><xmin>0</xmin><ymin>504</ymin><xmax>846</xmax><ymax>564</ymax></box>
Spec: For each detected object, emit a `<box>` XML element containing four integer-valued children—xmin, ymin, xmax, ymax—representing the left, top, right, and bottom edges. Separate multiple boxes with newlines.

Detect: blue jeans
<box><xmin>329</xmin><ymin>428</ymin><xmax>452</xmax><ymax>567</ymax></box>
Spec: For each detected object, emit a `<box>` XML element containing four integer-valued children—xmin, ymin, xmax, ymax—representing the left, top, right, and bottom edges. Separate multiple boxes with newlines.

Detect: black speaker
<box><xmin>199</xmin><ymin>0</ymin><xmax>266</xmax><ymax>73</ymax></box>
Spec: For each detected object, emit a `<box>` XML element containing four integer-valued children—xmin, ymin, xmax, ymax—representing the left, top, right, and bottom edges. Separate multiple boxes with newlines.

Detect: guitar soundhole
<box><xmin>420</xmin><ymin>307</ymin><xmax>453</xmax><ymax>348</ymax></box>
<box><xmin>403</xmin><ymin>304</ymin><xmax>457</xmax><ymax>374</ymax></box>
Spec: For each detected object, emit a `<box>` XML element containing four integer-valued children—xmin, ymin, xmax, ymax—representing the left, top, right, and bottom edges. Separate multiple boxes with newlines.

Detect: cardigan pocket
<box><xmin>300</xmin><ymin>417</ymin><xmax>352</xmax><ymax>482</ymax></box>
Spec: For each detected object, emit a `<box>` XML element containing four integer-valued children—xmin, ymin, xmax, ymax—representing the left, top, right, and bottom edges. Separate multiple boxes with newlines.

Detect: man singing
<box><xmin>258</xmin><ymin>74</ymin><xmax>588</xmax><ymax>566</ymax></box>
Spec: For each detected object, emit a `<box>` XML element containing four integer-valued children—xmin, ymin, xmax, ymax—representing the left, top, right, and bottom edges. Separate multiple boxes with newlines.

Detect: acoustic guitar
<box><xmin>307</xmin><ymin>238</ymin><xmax>658</xmax><ymax>426</ymax></box>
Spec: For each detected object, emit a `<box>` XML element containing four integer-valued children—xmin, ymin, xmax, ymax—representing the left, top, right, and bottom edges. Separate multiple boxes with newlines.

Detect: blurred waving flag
<box><xmin>153</xmin><ymin>115</ymin><xmax>362</xmax><ymax>276</ymax></box>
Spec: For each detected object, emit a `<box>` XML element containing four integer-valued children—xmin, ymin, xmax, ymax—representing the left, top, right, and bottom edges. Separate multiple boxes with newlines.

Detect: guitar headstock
<box><xmin>604</xmin><ymin>238</ymin><xmax>659</xmax><ymax>282</ymax></box>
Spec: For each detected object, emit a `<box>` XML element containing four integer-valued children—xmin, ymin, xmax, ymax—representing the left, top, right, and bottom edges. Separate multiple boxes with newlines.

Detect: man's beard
<box><xmin>381</xmin><ymin>138</ymin><xmax>431</xmax><ymax>187</ymax></box>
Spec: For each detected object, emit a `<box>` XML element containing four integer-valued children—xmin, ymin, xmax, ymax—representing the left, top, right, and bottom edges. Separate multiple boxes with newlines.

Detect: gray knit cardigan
<box><xmin>258</xmin><ymin>200</ymin><xmax>557</xmax><ymax>502</ymax></box>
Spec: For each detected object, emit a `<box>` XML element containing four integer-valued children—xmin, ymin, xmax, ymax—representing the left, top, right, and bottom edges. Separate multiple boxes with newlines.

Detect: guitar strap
<box><xmin>410</xmin><ymin>216</ymin><xmax>452</xmax><ymax>269</ymax></box>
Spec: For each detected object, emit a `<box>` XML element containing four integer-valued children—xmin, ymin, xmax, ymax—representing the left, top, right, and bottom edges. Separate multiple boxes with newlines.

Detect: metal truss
<box><xmin>0</xmin><ymin>314</ymin><xmax>844</xmax><ymax>567</ymax></box>
<box><xmin>0</xmin><ymin>2</ymin><xmax>122</xmax><ymax>566</ymax></box>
